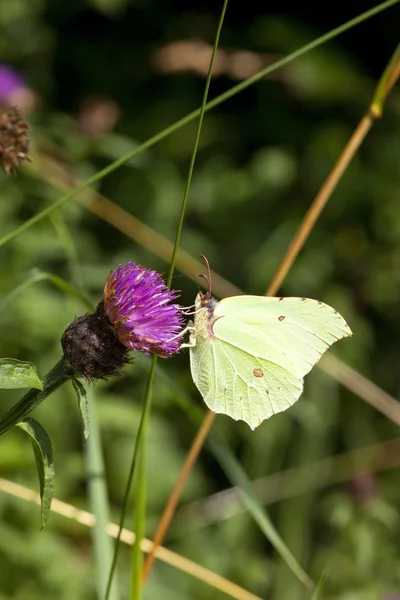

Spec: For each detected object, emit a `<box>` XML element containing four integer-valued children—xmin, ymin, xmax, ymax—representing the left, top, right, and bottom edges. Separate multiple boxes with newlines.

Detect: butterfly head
<box><xmin>196</xmin><ymin>289</ymin><xmax>218</xmax><ymax>312</ymax></box>
<box><xmin>193</xmin><ymin>255</ymin><xmax>220</xmax><ymax>337</ymax></box>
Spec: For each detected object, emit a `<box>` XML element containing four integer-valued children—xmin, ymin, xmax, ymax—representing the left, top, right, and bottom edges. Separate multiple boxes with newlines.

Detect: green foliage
<box><xmin>0</xmin><ymin>359</ymin><xmax>42</xmax><ymax>391</ymax></box>
<box><xmin>71</xmin><ymin>379</ymin><xmax>90</xmax><ymax>440</ymax></box>
<box><xmin>0</xmin><ymin>1</ymin><xmax>399</xmax><ymax>599</ymax></box>
<box><xmin>16</xmin><ymin>418</ymin><xmax>54</xmax><ymax>529</ymax></box>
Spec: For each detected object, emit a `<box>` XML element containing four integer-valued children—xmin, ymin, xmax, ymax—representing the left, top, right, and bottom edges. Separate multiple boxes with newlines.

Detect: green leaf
<box><xmin>0</xmin><ymin>359</ymin><xmax>43</xmax><ymax>390</ymax></box>
<box><xmin>16</xmin><ymin>418</ymin><xmax>55</xmax><ymax>528</ymax></box>
<box><xmin>72</xmin><ymin>378</ymin><xmax>90</xmax><ymax>439</ymax></box>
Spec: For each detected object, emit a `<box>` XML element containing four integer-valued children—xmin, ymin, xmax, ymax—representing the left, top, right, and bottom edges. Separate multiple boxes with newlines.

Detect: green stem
<box><xmin>371</xmin><ymin>42</ymin><xmax>400</xmax><ymax>115</ymax></box>
<box><xmin>129</xmin><ymin>3</ymin><xmax>228</xmax><ymax>595</ymax></box>
<box><xmin>130</xmin><ymin>356</ymin><xmax>156</xmax><ymax>600</ymax></box>
<box><xmin>0</xmin><ymin>0</ymin><xmax>396</xmax><ymax>250</ymax></box>
<box><xmin>166</xmin><ymin>0</ymin><xmax>228</xmax><ymax>287</ymax></box>
<box><xmin>125</xmin><ymin>0</ymin><xmax>228</xmax><ymax>585</ymax></box>
<box><xmin>131</xmin><ymin>422</ymin><xmax>148</xmax><ymax>600</ymax></box>
<box><xmin>105</xmin><ymin>356</ymin><xmax>157</xmax><ymax>600</ymax></box>
<box><xmin>0</xmin><ymin>358</ymin><xmax>73</xmax><ymax>437</ymax></box>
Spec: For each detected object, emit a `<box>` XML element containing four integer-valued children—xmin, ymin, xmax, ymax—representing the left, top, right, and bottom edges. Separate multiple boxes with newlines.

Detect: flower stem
<box><xmin>138</xmin><ymin>0</ymin><xmax>228</xmax><ymax>589</ymax></box>
<box><xmin>166</xmin><ymin>0</ymin><xmax>228</xmax><ymax>288</ymax></box>
<box><xmin>131</xmin><ymin>429</ymin><xmax>148</xmax><ymax>600</ymax></box>
<box><xmin>0</xmin><ymin>357</ymin><xmax>74</xmax><ymax>437</ymax></box>
<box><xmin>130</xmin><ymin>355</ymin><xmax>156</xmax><ymax>600</ymax></box>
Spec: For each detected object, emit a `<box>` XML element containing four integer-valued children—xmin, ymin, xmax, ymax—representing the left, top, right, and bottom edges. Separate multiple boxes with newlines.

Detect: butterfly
<box><xmin>185</xmin><ymin>258</ymin><xmax>352</xmax><ymax>430</ymax></box>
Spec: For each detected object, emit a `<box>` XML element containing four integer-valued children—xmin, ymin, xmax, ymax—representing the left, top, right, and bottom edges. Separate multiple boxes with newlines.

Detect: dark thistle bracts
<box><xmin>61</xmin><ymin>302</ymin><xmax>131</xmax><ymax>381</ymax></box>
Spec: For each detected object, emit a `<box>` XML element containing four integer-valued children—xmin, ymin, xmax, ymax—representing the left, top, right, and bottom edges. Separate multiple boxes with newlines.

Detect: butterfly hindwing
<box><xmin>190</xmin><ymin>332</ymin><xmax>303</xmax><ymax>429</ymax></box>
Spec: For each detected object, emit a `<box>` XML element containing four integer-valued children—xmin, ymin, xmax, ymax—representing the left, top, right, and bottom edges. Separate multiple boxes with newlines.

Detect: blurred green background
<box><xmin>0</xmin><ymin>0</ymin><xmax>400</xmax><ymax>599</ymax></box>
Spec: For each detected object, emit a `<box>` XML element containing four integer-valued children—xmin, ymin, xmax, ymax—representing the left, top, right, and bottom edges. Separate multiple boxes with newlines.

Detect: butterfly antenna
<box><xmin>199</xmin><ymin>254</ymin><xmax>212</xmax><ymax>296</ymax></box>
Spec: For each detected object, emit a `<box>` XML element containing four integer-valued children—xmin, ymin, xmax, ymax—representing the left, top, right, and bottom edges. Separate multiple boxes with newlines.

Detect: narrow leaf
<box><xmin>0</xmin><ymin>269</ymin><xmax>94</xmax><ymax>314</ymax></box>
<box><xmin>309</xmin><ymin>570</ymin><xmax>328</xmax><ymax>599</ymax></box>
<box><xmin>72</xmin><ymin>378</ymin><xmax>90</xmax><ymax>439</ymax></box>
<box><xmin>0</xmin><ymin>359</ymin><xmax>43</xmax><ymax>390</ymax></box>
<box><xmin>16</xmin><ymin>417</ymin><xmax>55</xmax><ymax>528</ymax></box>
<box><xmin>155</xmin><ymin>362</ymin><xmax>314</xmax><ymax>588</ymax></box>
<box><xmin>207</xmin><ymin>432</ymin><xmax>314</xmax><ymax>589</ymax></box>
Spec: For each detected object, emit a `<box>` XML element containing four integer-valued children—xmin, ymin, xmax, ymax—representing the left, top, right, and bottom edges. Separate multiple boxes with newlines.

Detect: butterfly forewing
<box><xmin>213</xmin><ymin>296</ymin><xmax>352</xmax><ymax>379</ymax></box>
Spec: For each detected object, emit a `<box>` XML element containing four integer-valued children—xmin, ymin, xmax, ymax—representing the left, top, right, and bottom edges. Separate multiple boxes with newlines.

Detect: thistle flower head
<box><xmin>104</xmin><ymin>262</ymin><xmax>184</xmax><ymax>358</ymax></box>
<box><xmin>61</xmin><ymin>262</ymin><xmax>184</xmax><ymax>381</ymax></box>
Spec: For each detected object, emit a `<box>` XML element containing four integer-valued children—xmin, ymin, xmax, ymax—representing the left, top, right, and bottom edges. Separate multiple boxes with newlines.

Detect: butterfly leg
<box><xmin>178</xmin><ymin>321</ymin><xmax>196</xmax><ymax>349</ymax></box>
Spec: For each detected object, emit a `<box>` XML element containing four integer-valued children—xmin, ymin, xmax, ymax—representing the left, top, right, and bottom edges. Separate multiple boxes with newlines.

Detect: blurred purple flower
<box><xmin>0</xmin><ymin>65</ymin><xmax>25</xmax><ymax>102</ymax></box>
<box><xmin>104</xmin><ymin>262</ymin><xmax>184</xmax><ymax>358</ymax></box>
<box><xmin>0</xmin><ymin>64</ymin><xmax>36</xmax><ymax>112</ymax></box>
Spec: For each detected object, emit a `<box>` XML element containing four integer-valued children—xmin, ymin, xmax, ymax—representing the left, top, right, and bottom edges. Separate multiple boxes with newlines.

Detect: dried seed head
<box><xmin>61</xmin><ymin>302</ymin><xmax>131</xmax><ymax>381</ymax></box>
<box><xmin>0</xmin><ymin>106</ymin><xmax>30</xmax><ymax>174</ymax></box>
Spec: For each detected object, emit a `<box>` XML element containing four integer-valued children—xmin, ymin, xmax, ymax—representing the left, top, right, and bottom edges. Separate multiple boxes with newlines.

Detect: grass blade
<box><xmin>0</xmin><ymin>0</ymin><xmax>396</xmax><ymax>249</ymax></box>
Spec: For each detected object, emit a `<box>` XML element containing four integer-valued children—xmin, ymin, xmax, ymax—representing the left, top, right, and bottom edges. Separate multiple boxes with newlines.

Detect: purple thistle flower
<box><xmin>103</xmin><ymin>262</ymin><xmax>184</xmax><ymax>358</ymax></box>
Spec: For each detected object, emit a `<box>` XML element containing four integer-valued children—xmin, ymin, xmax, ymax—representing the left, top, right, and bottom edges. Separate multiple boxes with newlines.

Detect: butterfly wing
<box><xmin>189</xmin><ymin>326</ymin><xmax>303</xmax><ymax>430</ymax></box>
<box><xmin>213</xmin><ymin>296</ymin><xmax>352</xmax><ymax>379</ymax></box>
<box><xmin>189</xmin><ymin>293</ymin><xmax>351</xmax><ymax>429</ymax></box>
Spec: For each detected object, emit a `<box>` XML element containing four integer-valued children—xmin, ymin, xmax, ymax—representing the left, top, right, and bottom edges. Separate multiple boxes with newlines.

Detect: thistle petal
<box><xmin>103</xmin><ymin>262</ymin><xmax>184</xmax><ymax>358</ymax></box>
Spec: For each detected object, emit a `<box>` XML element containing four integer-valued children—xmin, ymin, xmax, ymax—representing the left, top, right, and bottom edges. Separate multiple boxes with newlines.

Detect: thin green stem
<box><xmin>166</xmin><ymin>0</ymin><xmax>228</xmax><ymax>287</ymax></box>
<box><xmin>0</xmin><ymin>0</ymin><xmax>396</xmax><ymax>250</ymax></box>
<box><xmin>104</xmin><ymin>356</ymin><xmax>157</xmax><ymax>600</ymax></box>
<box><xmin>129</xmin><ymin>355</ymin><xmax>156</xmax><ymax>599</ymax></box>
<box><xmin>128</xmin><ymin>4</ymin><xmax>229</xmax><ymax>596</ymax></box>
<box><xmin>0</xmin><ymin>358</ymin><xmax>73</xmax><ymax>436</ymax></box>
<box><xmin>49</xmin><ymin>211</ymin><xmax>85</xmax><ymax>289</ymax></box>
<box><xmin>131</xmin><ymin>423</ymin><xmax>148</xmax><ymax>600</ymax></box>
<box><xmin>371</xmin><ymin>42</ymin><xmax>400</xmax><ymax>114</ymax></box>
